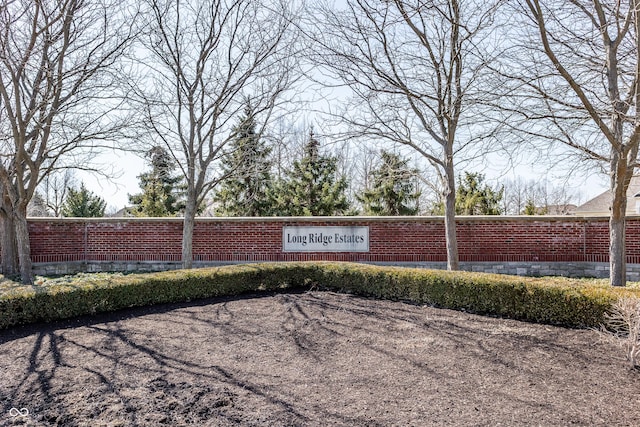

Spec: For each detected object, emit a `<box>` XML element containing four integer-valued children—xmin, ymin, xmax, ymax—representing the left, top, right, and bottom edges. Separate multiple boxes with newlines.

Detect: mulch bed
<box><xmin>1</xmin><ymin>290</ymin><xmax>639</xmax><ymax>426</ymax></box>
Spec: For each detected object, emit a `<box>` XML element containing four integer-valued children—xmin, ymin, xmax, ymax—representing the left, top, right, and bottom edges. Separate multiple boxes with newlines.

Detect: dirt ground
<box><xmin>1</xmin><ymin>290</ymin><xmax>640</xmax><ymax>426</ymax></box>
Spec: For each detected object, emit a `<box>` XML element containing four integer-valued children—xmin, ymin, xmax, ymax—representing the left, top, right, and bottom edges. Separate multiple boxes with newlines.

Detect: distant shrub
<box><xmin>2</xmin><ymin>262</ymin><xmax>639</xmax><ymax>329</ymax></box>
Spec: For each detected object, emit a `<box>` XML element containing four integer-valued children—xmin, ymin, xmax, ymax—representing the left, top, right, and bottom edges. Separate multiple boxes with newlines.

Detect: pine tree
<box><xmin>274</xmin><ymin>131</ymin><xmax>350</xmax><ymax>216</ymax></box>
<box><xmin>521</xmin><ymin>198</ymin><xmax>534</xmax><ymax>215</ymax></box>
<box><xmin>455</xmin><ymin>172</ymin><xmax>503</xmax><ymax>215</ymax></box>
<box><xmin>61</xmin><ymin>183</ymin><xmax>106</xmax><ymax>217</ymax></box>
<box><xmin>212</xmin><ymin>104</ymin><xmax>274</xmax><ymax>216</ymax></box>
<box><xmin>357</xmin><ymin>151</ymin><xmax>421</xmax><ymax>215</ymax></box>
<box><xmin>429</xmin><ymin>172</ymin><xmax>503</xmax><ymax>215</ymax></box>
<box><xmin>128</xmin><ymin>146</ymin><xmax>183</xmax><ymax>217</ymax></box>
<box><xmin>522</xmin><ymin>198</ymin><xmax>547</xmax><ymax>215</ymax></box>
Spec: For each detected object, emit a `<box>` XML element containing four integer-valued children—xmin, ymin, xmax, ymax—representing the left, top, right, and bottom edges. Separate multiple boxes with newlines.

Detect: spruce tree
<box><xmin>358</xmin><ymin>151</ymin><xmax>421</xmax><ymax>215</ymax></box>
<box><xmin>128</xmin><ymin>146</ymin><xmax>183</xmax><ymax>217</ymax></box>
<box><xmin>274</xmin><ymin>131</ymin><xmax>350</xmax><ymax>216</ymax></box>
<box><xmin>61</xmin><ymin>183</ymin><xmax>106</xmax><ymax>217</ymax></box>
<box><xmin>523</xmin><ymin>198</ymin><xmax>546</xmax><ymax>215</ymax></box>
<box><xmin>455</xmin><ymin>172</ymin><xmax>503</xmax><ymax>215</ymax></box>
<box><xmin>213</xmin><ymin>104</ymin><xmax>274</xmax><ymax>216</ymax></box>
<box><xmin>429</xmin><ymin>172</ymin><xmax>503</xmax><ymax>215</ymax></box>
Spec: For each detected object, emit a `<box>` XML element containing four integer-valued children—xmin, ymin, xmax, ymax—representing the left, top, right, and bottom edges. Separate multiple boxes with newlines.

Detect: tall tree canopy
<box><xmin>309</xmin><ymin>0</ymin><xmax>504</xmax><ymax>270</ymax></box>
<box><xmin>274</xmin><ymin>131</ymin><xmax>350</xmax><ymax>216</ymax></box>
<box><xmin>138</xmin><ymin>0</ymin><xmax>300</xmax><ymax>268</ymax></box>
<box><xmin>455</xmin><ymin>172</ymin><xmax>503</xmax><ymax>215</ymax></box>
<box><xmin>213</xmin><ymin>104</ymin><xmax>275</xmax><ymax>217</ymax></box>
<box><xmin>128</xmin><ymin>146</ymin><xmax>183</xmax><ymax>217</ymax></box>
<box><xmin>500</xmin><ymin>0</ymin><xmax>640</xmax><ymax>285</ymax></box>
<box><xmin>358</xmin><ymin>151</ymin><xmax>421</xmax><ymax>216</ymax></box>
<box><xmin>0</xmin><ymin>0</ymin><xmax>137</xmax><ymax>282</ymax></box>
<box><xmin>61</xmin><ymin>184</ymin><xmax>106</xmax><ymax>218</ymax></box>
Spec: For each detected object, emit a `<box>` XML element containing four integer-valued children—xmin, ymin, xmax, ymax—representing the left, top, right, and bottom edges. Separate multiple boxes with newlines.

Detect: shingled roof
<box><xmin>574</xmin><ymin>176</ymin><xmax>640</xmax><ymax>216</ymax></box>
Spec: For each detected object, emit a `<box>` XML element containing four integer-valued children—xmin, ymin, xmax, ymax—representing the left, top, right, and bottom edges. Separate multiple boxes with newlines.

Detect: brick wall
<box><xmin>18</xmin><ymin>215</ymin><xmax>638</xmax><ymax>267</ymax></box>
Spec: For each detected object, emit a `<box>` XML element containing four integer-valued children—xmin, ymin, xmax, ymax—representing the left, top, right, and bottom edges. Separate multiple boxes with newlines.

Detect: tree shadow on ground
<box><xmin>1</xmin><ymin>291</ymin><xmax>639</xmax><ymax>426</ymax></box>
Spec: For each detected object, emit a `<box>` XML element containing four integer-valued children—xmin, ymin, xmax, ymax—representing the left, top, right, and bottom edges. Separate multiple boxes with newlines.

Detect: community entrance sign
<box><xmin>282</xmin><ymin>226</ymin><xmax>369</xmax><ymax>252</ymax></box>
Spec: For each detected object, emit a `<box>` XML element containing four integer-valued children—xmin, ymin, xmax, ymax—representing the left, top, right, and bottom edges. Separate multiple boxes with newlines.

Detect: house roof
<box><xmin>574</xmin><ymin>176</ymin><xmax>640</xmax><ymax>215</ymax></box>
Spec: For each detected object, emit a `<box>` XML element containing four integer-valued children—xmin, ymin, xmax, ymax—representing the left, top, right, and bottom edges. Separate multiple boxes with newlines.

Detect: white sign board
<box><xmin>283</xmin><ymin>226</ymin><xmax>369</xmax><ymax>252</ymax></box>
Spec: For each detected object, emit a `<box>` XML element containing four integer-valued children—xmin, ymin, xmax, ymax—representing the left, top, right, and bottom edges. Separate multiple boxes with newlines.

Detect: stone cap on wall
<box><xmin>26</xmin><ymin>215</ymin><xmax>627</xmax><ymax>223</ymax></box>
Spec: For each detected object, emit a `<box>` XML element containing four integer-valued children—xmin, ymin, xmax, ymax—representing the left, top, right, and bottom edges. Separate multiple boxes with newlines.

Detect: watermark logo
<box><xmin>9</xmin><ymin>407</ymin><xmax>29</xmax><ymax>418</ymax></box>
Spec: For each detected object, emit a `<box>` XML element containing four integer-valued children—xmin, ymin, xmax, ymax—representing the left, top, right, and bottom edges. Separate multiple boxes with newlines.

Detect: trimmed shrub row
<box><xmin>2</xmin><ymin>262</ymin><xmax>640</xmax><ymax>330</ymax></box>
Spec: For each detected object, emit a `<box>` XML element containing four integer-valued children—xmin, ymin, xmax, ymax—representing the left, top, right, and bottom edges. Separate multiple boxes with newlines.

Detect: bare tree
<box><xmin>137</xmin><ymin>0</ymin><xmax>300</xmax><ymax>268</ymax></box>
<box><xmin>307</xmin><ymin>0</ymin><xmax>503</xmax><ymax>270</ymax></box>
<box><xmin>0</xmin><ymin>0</ymin><xmax>138</xmax><ymax>282</ymax></box>
<box><xmin>38</xmin><ymin>169</ymin><xmax>76</xmax><ymax>217</ymax></box>
<box><xmin>500</xmin><ymin>1</ymin><xmax>640</xmax><ymax>285</ymax></box>
<box><xmin>501</xmin><ymin>177</ymin><xmax>579</xmax><ymax>215</ymax></box>
<box><xmin>501</xmin><ymin>176</ymin><xmax>528</xmax><ymax>215</ymax></box>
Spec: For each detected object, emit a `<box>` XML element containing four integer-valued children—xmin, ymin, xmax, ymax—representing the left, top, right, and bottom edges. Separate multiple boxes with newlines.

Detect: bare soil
<box><xmin>1</xmin><ymin>291</ymin><xmax>639</xmax><ymax>426</ymax></box>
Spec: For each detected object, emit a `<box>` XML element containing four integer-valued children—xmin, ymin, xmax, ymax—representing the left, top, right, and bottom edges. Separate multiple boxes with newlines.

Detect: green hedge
<box><xmin>1</xmin><ymin>262</ymin><xmax>639</xmax><ymax>330</ymax></box>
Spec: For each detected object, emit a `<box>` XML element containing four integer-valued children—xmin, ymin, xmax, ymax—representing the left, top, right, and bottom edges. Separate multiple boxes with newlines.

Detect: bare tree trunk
<box><xmin>13</xmin><ymin>208</ymin><xmax>33</xmax><ymax>284</ymax></box>
<box><xmin>0</xmin><ymin>212</ymin><xmax>18</xmax><ymax>276</ymax></box>
<box><xmin>1</xmin><ymin>185</ymin><xmax>19</xmax><ymax>276</ymax></box>
<box><xmin>181</xmin><ymin>190</ymin><xmax>197</xmax><ymax>270</ymax></box>
<box><xmin>443</xmin><ymin>157</ymin><xmax>459</xmax><ymax>270</ymax></box>
<box><xmin>610</xmin><ymin>161</ymin><xmax>631</xmax><ymax>287</ymax></box>
<box><xmin>181</xmin><ymin>218</ymin><xmax>194</xmax><ymax>270</ymax></box>
<box><xmin>610</xmin><ymin>210</ymin><xmax>626</xmax><ymax>287</ymax></box>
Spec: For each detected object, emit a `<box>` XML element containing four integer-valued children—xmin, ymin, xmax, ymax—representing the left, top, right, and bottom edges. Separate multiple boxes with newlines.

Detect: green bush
<box><xmin>310</xmin><ymin>263</ymin><xmax>634</xmax><ymax>327</ymax></box>
<box><xmin>2</xmin><ymin>262</ymin><xmax>639</xmax><ymax>329</ymax></box>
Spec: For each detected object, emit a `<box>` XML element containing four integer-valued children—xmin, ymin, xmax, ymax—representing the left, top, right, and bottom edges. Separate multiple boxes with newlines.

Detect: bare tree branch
<box><xmin>304</xmin><ymin>0</ymin><xmax>504</xmax><ymax>270</ymax></box>
<box><xmin>0</xmin><ymin>0</ymin><xmax>139</xmax><ymax>282</ymax></box>
<box><xmin>135</xmin><ymin>0</ymin><xmax>301</xmax><ymax>268</ymax></box>
<box><xmin>505</xmin><ymin>0</ymin><xmax>640</xmax><ymax>285</ymax></box>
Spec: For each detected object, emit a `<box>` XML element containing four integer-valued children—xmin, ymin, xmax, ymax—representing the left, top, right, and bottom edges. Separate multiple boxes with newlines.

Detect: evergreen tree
<box><xmin>357</xmin><ymin>151</ymin><xmax>421</xmax><ymax>215</ymax></box>
<box><xmin>274</xmin><ymin>131</ymin><xmax>350</xmax><ymax>216</ymax></box>
<box><xmin>522</xmin><ymin>198</ymin><xmax>547</xmax><ymax>215</ymax></box>
<box><xmin>430</xmin><ymin>172</ymin><xmax>503</xmax><ymax>215</ymax></box>
<box><xmin>128</xmin><ymin>146</ymin><xmax>183</xmax><ymax>217</ymax></box>
<box><xmin>61</xmin><ymin>183</ymin><xmax>106</xmax><ymax>217</ymax></box>
<box><xmin>523</xmin><ymin>199</ymin><xmax>536</xmax><ymax>215</ymax></box>
<box><xmin>213</xmin><ymin>104</ymin><xmax>274</xmax><ymax>216</ymax></box>
<box><xmin>455</xmin><ymin>172</ymin><xmax>503</xmax><ymax>215</ymax></box>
